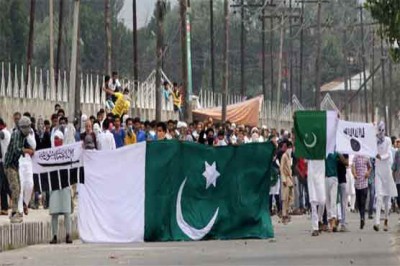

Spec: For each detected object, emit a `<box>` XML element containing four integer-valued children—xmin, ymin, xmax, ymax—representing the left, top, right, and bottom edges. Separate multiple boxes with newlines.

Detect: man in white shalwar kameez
<box><xmin>18</xmin><ymin>122</ymin><xmax>36</xmax><ymax>215</ymax></box>
<box><xmin>373</xmin><ymin>122</ymin><xmax>397</xmax><ymax>231</ymax></box>
<box><xmin>308</xmin><ymin>160</ymin><xmax>326</xmax><ymax>236</ymax></box>
<box><xmin>96</xmin><ymin>119</ymin><xmax>116</xmax><ymax>151</ymax></box>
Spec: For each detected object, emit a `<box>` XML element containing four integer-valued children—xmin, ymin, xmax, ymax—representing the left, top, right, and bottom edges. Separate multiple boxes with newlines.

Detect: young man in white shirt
<box><xmin>97</xmin><ymin>119</ymin><xmax>116</xmax><ymax>151</ymax></box>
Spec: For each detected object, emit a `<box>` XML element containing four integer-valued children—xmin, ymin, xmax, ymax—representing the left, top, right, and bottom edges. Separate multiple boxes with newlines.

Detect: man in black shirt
<box><xmin>337</xmin><ymin>154</ymin><xmax>349</xmax><ymax>232</ymax></box>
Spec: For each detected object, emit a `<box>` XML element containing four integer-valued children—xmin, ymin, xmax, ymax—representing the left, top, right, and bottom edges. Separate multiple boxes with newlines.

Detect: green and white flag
<box><xmin>78</xmin><ymin>141</ymin><xmax>275</xmax><ymax>243</ymax></box>
<box><xmin>294</xmin><ymin>110</ymin><xmax>338</xmax><ymax>159</ymax></box>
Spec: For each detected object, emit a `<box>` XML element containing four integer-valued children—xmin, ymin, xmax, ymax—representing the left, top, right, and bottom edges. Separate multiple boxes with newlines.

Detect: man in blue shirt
<box><xmin>112</xmin><ymin>116</ymin><xmax>125</xmax><ymax>148</ymax></box>
<box><xmin>133</xmin><ymin>117</ymin><xmax>146</xmax><ymax>142</ymax></box>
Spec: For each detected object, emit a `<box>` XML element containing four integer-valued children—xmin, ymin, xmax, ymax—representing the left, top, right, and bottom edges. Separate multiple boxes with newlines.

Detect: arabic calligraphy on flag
<box><xmin>336</xmin><ymin>120</ymin><xmax>377</xmax><ymax>157</ymax></box>
<box><xmin>32</xmin><ymin>142</ymin><xmax>84</xmax><ymax>192</ymax></box>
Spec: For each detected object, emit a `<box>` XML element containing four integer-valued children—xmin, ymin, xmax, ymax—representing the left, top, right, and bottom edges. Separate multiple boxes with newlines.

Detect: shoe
<box><xmin>50</xmin><ymin>236</ymin><xmax>58</xmax><ymax>244</ymax></box>
<box><xmin>360</xmin><ymin>219</ymin><xmax>365</xmax><ymax>230</ymax></box>
<box><xmin>383</xmin><ymin>219</ymin><xmax>388</xmax><ymax>232</ymax></box>
<box><xmin>368</xmin><ymin>215</ymin><xmax>373</xmax><ymax>220</ymax></box>
<box><xmin>331</xmin><ymin>219</ymin><xmax>338</xmax><ymax>233</ymax></box>
<box><xmin>318</xmin><ymin>222</ymin><xmax>323</xmax><ymax>232</ymax></box>
<box><xmin>10</xmin><ymin>212</ymin><xmax>23</xmax><ymax>223</ymax></box>
<box><xmin>0</xmin><ymin>210</ymin><xmax>8</xmax><ymax>215</ymax></box>
<box><xmin>373</xmin><ymin>225</ymin><xmax>379</xmax><ymax>232</ymax></box>
<box><xmin>340</xmin><ymin>225</ymin><xmax>349</xmax><ymax>232</ymax></box>
<box><xmin>66</xmin><ymin>234</ymin><xmax>73</xmax><ymax>244</ymax></box>
<box><xmin>23</xmin><ymin>203</ymin><xmax>29</xmax><ymax>216</ymax></box>
<box><xmin>322</xmin><ymin>224</ymin><xmax>328</xmax><ymax>232</ymax></box>
<box><xmin>311</xmin><ymin>230</ymin><xmax>319</xmax><ymax>237</ymax></box>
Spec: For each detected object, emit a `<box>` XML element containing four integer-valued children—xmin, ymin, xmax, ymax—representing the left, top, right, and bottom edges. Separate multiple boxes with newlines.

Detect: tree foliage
<box><xmin>365</xmin><ymin>0</ymin><xmax>400</xmax><ymax>61</ymax></box>
<box><xmin>0</xmin><ymin>0</ymin><xmax>378</xmax><ymax>107</ymax></box>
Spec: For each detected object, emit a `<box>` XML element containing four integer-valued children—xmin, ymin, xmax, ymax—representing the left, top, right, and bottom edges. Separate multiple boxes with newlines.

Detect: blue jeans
<box><xmin>368</xmin><ymin>182</ymin><xmax>375</xmax><ymax>217</ymax></box>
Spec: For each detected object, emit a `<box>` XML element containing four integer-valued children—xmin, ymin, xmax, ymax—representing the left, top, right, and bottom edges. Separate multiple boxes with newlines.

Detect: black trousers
<box><xmin>269</xmin><ymin>194</ymin><xmax>281</xmax><ymax>214</ymax></box>
<box><xmin>356</xmin><ymin>188</ymin><xmax>368</xmax><ymax>221</ymax></box>
<box><xmin>397</xmin><ymin>184</ymin><xmax>400</xmax><ymax>209</ymax></box>
<box><xmin>0</xmin><ymin>162</ymin><xmax>11</xmax><ymax>210</ymax></box>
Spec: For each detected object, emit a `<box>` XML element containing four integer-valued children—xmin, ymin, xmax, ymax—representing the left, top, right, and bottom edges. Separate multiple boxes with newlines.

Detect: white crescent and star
<box><xmin>176</xmin><ymin>161</ymin><xmax>220</xmax><ymax>240</ymax></box>
<box><xmin>304</xmin><ymin>133</ymin><xmax>317</xmax><ymax>148</ymax></box>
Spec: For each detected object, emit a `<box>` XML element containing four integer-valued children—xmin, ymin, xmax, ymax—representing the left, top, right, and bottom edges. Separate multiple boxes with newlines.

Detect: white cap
<box><xmin>251</xmin><ymin>127</ymin><xmax>259</xmax><ymax>133</ymax></box>
<box><xmin>177</xmin><ymin>121</ymin><xmax>187</xmax><ymax>129</ymax></box>
<box><xmin>54</xmin><ymin>130</ymin><xmax>64</xmax><ymax>140</ymax></box>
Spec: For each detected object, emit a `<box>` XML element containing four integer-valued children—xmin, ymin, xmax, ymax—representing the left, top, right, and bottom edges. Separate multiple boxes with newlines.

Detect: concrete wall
<box><xmin>0</xmin><ymin>215</ymin><xmax>78</xmax><ymax>252</ymax></box>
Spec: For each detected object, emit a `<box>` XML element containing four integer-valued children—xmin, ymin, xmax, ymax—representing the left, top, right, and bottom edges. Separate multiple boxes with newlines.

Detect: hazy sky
<box><xmin>119</xmin><ymin>0</ymin><xmax>366</xmax><ymax>29</ymax></box>
<box><xmin>119</xmin><ymin>0</ymin><xmax>164</xmax><ymax>29</ymax></box>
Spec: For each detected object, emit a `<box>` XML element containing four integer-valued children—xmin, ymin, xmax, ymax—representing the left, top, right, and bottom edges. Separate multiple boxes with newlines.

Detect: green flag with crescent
<box><xmin>144</xmin><ymin>141</ymin><xmax>275</xmax><ymax>241</ymax></box>
<box><xmin>294</xmin><ymin>110</ymin><xmax>338</xmax><ymax>160</ymax></box>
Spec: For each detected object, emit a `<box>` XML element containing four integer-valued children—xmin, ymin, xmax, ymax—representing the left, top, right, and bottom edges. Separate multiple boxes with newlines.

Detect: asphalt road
<box><xmin>0</xmin><ymin>213</ymin><xmax>399</xmax><ymax>266</ymax></box>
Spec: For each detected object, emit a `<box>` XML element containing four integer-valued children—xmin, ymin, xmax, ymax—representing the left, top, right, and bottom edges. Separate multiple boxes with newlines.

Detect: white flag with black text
<box><xmin>32</xmin><ymin>142</ymin><xmax>84</xmax><ymax>192</ymax></box>
<box><xmin>335</xmin><ymin>120</ymin><xmax>377</xmax><ymax>157</ymax></box>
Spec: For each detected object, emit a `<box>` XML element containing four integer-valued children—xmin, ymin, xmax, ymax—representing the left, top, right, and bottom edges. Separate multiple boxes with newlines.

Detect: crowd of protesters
<box><xmin>0</xmin><ymin>72</ymin><xmax>399</xmax><ymax>243</ymax></box>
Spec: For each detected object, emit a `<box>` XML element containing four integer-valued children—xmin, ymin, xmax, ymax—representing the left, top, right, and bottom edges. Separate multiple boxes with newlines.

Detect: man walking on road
<box><xmin>337</xmin><ymin>153</ymin><xmax>349</xmax><ymax>232</ymax></box>
<box><xmin>4</xmin><ymin>116</ymin><xmax>34</xmax><ymax>223</ymax></box>
<box><xmin>325</xmin><ymin>152</ymin><xmax>339</xmax><ymax>232</ymax></box>
<box><xmin>374</xmin><ymin>122</ymin><xmax>397</xmax><ymax>232</ymax></box>
<box><xmin>308</xmin><ymin>159</ymin><xmax>326</xmax><ymax>237</ymax></box>
<box><xmin>368</xmin><ymin>158</ymin><xmax>376</xmax><ymax>219</ymax></box>
<box><xmin>352</xmin><ymin>155</ymin><xmax>371</xmax><ymax>229</ymax></box>
<box><xmin>280</xmin><ymin>141</ymin><xmax>294</xmax><ymax>224</ymax></box>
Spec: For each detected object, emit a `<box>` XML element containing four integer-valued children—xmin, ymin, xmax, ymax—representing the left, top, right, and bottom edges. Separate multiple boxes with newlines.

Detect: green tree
<box><xmin>365</xmin><ymin>0</ymin><xmax>400</xmax><ymax>61</ymax></box>
<box><xmin>0</xmin><ymin>0</ymin><xmax>28</xmax><ymax>64</ymax></box>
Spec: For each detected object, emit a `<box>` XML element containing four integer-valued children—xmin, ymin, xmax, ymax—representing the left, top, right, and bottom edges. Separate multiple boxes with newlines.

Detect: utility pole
<box><xmin>289</xmin><ymin>0</ymin><xmax>293</xmax><ymax>102</ymax></box>
<box><xmin>315</xmin><ymin>0</ymin><xmax>322</xmax><ymax>110</ymax></box>
<box><xmin>180</xmin><ymin>0</ymin><xmax>193</xmax><ymax>121</ymax></box>
<box><xmin>388</xmin><ymin>60</ymin><xmax>393</xmax><ymax>135</ymax></box>
<box><xmin>26</xmin><ymin>0</ymin><xmax>36</xmax><ymax>94</ymax></box>
<box><xmin>210</xmin><ymin>0</ymin><xmax>215</xmax><ymax>100</ymax></box>
<box><xmin>55</xmin><ymin>0</ymin><xmax>64</xmax><ymax>90</ymax></box>
<box><xmin>222</xmin><ymin>0</ymin><xmax>229</xmax><ymax>122</ymax></box>
<box><xmin>105</xmin><ymin>0</ymin><xmax>112</xmax><ymax>75</ymax></box>
<box><xmin>230</xmin><ymin>0</ymin><xmax>247</xmax><ymax>96</ymax></box>
<box><xmin>359</xmin><ymin>6</ymin><xmax>368</xmax><ymax>122</ymax></box>
<box><xmin>240</xmin><ymin>0</ymin><xmax>245</xmax><ymax>96</ymax></box>
<box><xmin>133</xmin><ymin>0</ymin><xmax>138</xmax><ymax>91</ymax></box>
<box><xmin>75</xmin><ymin>21</ymin><xmax>81</xmax><ymax>123</ymax></box>
<box><xmin>371</xmin><ymin>30</ymin><xmax>375</xmax><ymax>122</ymax></box>
<box><xmin>276</xmin><ymin>13</ymin><xmax>285</xmax><ymax>115</ymax></box>
<box><xmin>262</xmin><ymin>6</ymin><xmax>300</xmax><ymax>116</ymax></box>
<box><xmin>69</xmin><ymin>0</ymin><xmax>80</xmax><ymax>122</ymax></box>
<box><xmin>155</xmin><ymin>0</ymin><xmax>165</xmax><ymax>122</ymax></box>
<box><xmin>270</xmin><ymin>16</ymin><xmax>274</xmax><ymax>112</ymax></box>
<box><xmin>299</xmin><ymin>0</ymin><xmax>304</xmax><ymax>102</ymax></box>
<box><xmin>262</xmin><ymin>7</ymin><xmax>266</xmax><ymax>100</ymax></box>
<box><xmin>380</xmin><ymin>28</ymin><xmax>387</xmax><ymax>127</ymax></box>
<box><xmin>49</xmin><ymin>0</ymin><xmax>55</xmax><ymax>99</ymax></box>
<box><xmin>260</xmin><ymin>1</ymin><xmax>276</xmax><ymax>101</ymax></box>
<box><xmin>342</xmin><ymin>29</ymin><xmax>349</xmax><ymax>120</ymax></box>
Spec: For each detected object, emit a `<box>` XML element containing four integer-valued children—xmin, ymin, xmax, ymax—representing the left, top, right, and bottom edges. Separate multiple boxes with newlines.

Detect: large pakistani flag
<box><xmin>294</xmin><ymin>110</ymin><xmax>338</xmax><ymax>159</ymax></box>
<box><xmin>78</xmin><ymin>141</ymin><xmax>275</xmax><ymax>243</ymax></box>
